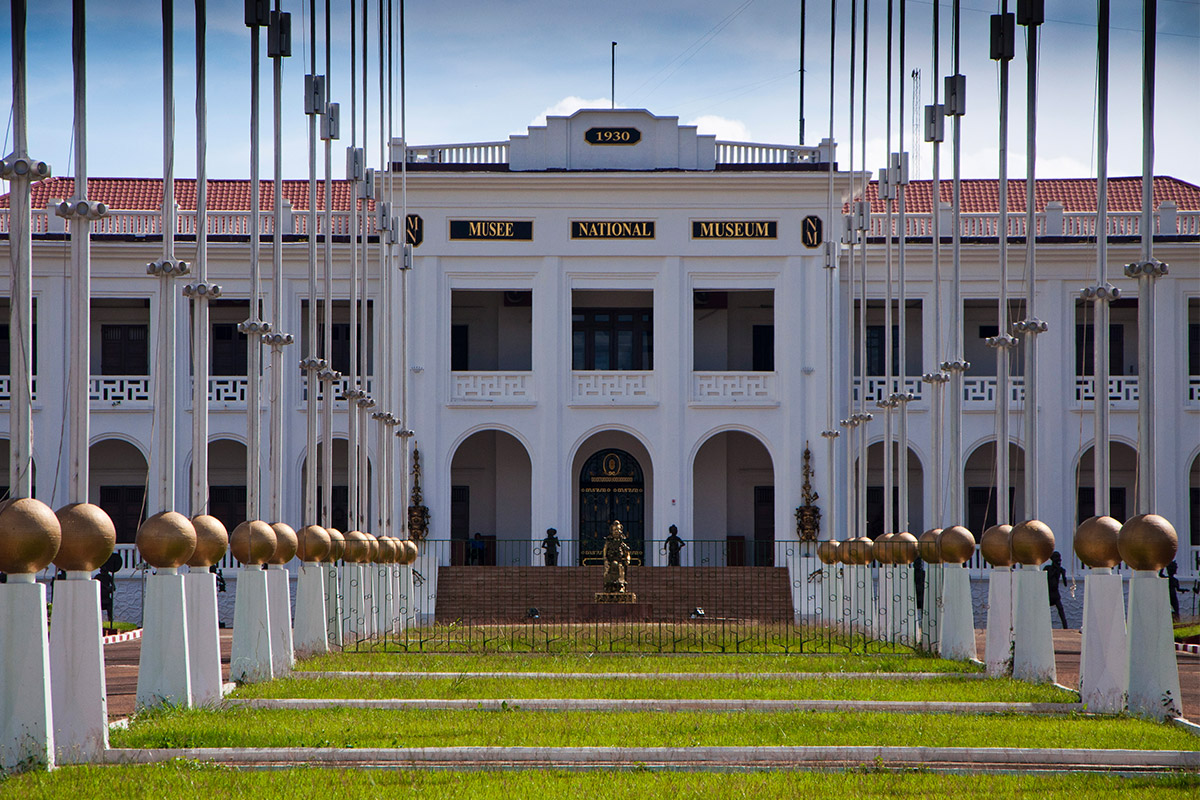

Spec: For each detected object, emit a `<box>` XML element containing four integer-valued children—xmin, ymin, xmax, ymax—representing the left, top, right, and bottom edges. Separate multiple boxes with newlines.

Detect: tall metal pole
<box><xmin>895</xmin><ymin>0</ymin><xmax>911</xmax><ymax>534</ymax></box>
<box><xmin>1017</xmin><ymin>1</ymin><xmax>1046</xmax><ymax>523</ymax></box>
<box><xmin>820</xmin><ymin>0</ymin><xmax>840</xmax><ymax>541</ymax></box>
<box><xmin>398</xmin><ymin>0</ymin><xmax>413</xmax><ymax>538</ymax></box>
<box><xmin>857</xmin><ymin>0</ymin><xmax>871</xmax><ymax>544</ymax></box>
<box><xmin>1125</xmin><ymin>0</ymin><xmax>1165</xmax><ymax>514</ymax></box>
<box><xmin>191</xmin><ymin>0</ymin><xmax>211</xmax><ymax>516</ymax></box>
<box><xmin>347</xmin><ymin>0</ymin><xmax>360</xmax><ymax>532</ymax></box>
<box><xmin>320</xmin><ymin>0</ymin><xmax>338</xmax><ymax>532</ymax></box>
<box><xmin>157</xmin><ymin>0</ymin><xmax>179</xmax><ymax>515</ymax></box>
<box><xmin>991</xmin><ymin>4</ymin><xmax>1016</xmax><ymax>527</ymax></box>
<box><xmin>358</xmin><ymin>0</ymin><xmax>372</xmax><ymax>532</ymax></box>
<box><xmin>882</xmin><ymin>0</ymin><xmax>895</xmax><ymax>538</ymax></box>
<box><xmin>268</xmin><ymin>0</ymin><xmax>291</xmax><ymax>525</ymax></box>
<box><xmin>798</xmin><ymin>0</ymin><xmax>806</xmax><ymax>145</ymax></box>
<box><xmin>922</xmin><ymin>0</ymin><xmax>949</xmax><ymax>529</ymax></box>
<box><xmin>244</xmin><ymin>9</ymin><xmax>264</xmax><ymax>523</ymax></box>
<box><xmin>304</xmin><ymin>0</ymin><xmax>322</xmax><ymax>528</ymax></box>
<box><xmin>841</xmin><ymin>0</ymin><xmax>859</xmax><ymax>543</ymax></box>
<box><xmin>945</xmin><ymin>0</ymin><xmax>968</xmax><ymax>527</ymax></box>
<box><xmin>375</xmin><ymin>0</ymin><xmax>390</xmax><ymax>541</ymax></box>
<box><xmin>1087</xmin><ymin>0</ymin><xmax>1113</xmax><ymax>519</ymax></box>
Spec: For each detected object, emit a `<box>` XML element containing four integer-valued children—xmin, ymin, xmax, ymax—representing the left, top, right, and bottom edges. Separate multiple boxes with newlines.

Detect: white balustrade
<box><xmin>1075</xmin><ymin>375</ymin><xmax>1139</xmax><ymax>403</ymax></box>
<box><xmin>301</xmin><ymin>375</ymin><xmax>373</xmax><ymax>403</ymax></box>
<box><xmin>208</xmin><ymin>377</ymin><xmax>248</xmax><ymax>404</ymax></box>
<box><xmin>692</xmin><ymin>372</ymin><xmax>775</xmax><ymax>402</ymax></box>
<box><xmin>0</xmin><ymin>375</ymin><xmax>38</xmax><ymax>402</ymax></box>
<box><xmin>404</xmin><ymin>141</ymin><xmax>510</xmax><ymax>165</ymax></box>
<box><xmin>451</xmin><ymin>372</ymin><xmax>533</xmax><ymax>403</ymax></box>
<box><xmin>714</xmin><ymin>141</ymin><xmax>821</xmax><ymax>164</ymax></box>
<box><xmin>851</xmin><ymin>376</ymin><xmax>923</xmax><ymax>404</ymax></box>
<box><xmin>571</xmin><ymin>371</ymin><xmax>654</xmax><ymax>403</ymax></box>
<box><xmin>89</xmin><ymin>375</ymin><xmax>151</xmax><ymax>404</ymax></box>
<box><xmin>962</xmin><ymin>376</ymin><xmax>1025</xmax><ymax>404</ymax></box>
<box><xmin>1189</xmin><ymin>377</ymin><xmax>1200</xmax><ymax>405</ymax></box>
<box><xmin>866</xmin><ymin>209</ymin><xmax>1199</xmax><ymax>239</ymax></box>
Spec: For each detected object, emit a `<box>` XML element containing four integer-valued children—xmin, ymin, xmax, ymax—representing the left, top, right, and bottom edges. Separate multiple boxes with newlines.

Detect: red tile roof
<box><xmin>0</xmin><ymin>177</ymin><xmax>368</xmax><ymax>211</ymax></box>
<box><xmin>858</xmin><ymin>176</ymin><xmax>1200</xmax><ymax>213</ymax></box>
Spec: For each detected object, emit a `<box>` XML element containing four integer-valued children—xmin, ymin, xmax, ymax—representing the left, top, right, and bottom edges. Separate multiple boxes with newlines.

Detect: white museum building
<box><xmin>2</xmin><ymin>108</ymin><xmax>1198</xmax><ymax>587</ymax></box>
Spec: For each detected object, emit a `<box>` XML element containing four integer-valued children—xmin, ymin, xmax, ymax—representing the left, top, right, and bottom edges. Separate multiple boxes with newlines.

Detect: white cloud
<box><xmin>686</xmin><ymin>115</ymin><xmax>751</xmax><ymax>142</ymax></box>
<box><xmin>527</xmin><ymin>97</ymin><xmax>615</xmax><ymax>130</ymax></box>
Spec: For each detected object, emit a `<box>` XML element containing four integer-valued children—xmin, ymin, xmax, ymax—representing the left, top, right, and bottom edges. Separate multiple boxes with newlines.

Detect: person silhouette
<box><xmin>1045</xmin><ymin>551</ymin><xmax>1068</xmax><ymax>629</ymax></box>
<box><xmin>541</xmin><ymin>528</ymin><xmax>560</xmax><ymax>567</ymax></box>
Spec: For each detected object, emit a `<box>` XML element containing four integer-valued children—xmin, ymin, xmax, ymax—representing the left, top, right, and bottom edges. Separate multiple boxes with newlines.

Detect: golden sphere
<box><xmin>231</xmin><ymin>520</ymin><xmax>277</xmax><ymax>566</ymax></box>
<box><xmin>362</xmin><ymin>532</ymin><xmax>379</xmax><ymax>563</ymax></box>
<box><xmin>1011</xmin><ymin>519</ymin><xmax>1055</xmax><ymax>566</ymax></box>
<box><xmin>381</xmin><ymin>536</ymin><xmax>399</xmax><ymax>563</ymax></box>
<box><xmin>136</xmin><ymin>511</ymin><xmax>198</xmax><ymax>569</ymax></box>
<box><xmin>343</xmin><ymin>530</ymin><xmax>371</xmax><ymax>563</ymax></box>
<box><xmin>938</xmin><ymin>525</ymin><xmax>976</xmax><ymax>564</ymax></box>
<box><xmin>1074</xmin><ymin>515</ymin><xmax>1122</xmax><ymax>569</ymax></box>
<box><xmin>817</xmin><ymin>540</ymin><xmax>840</xmax><ymax>565</ymax></box>
<box><xmin>1118</xmin><ymin>514</ymin><xmax>1178</xmax><ymax>572</ymax></box>
<box><xmin>844</xmin><ymin>537</ymin><xmax>874</xmax><ymax>565</ymax></box>
<box><xmin>397</xmin><ymin>538</ymin><xmax>418</xmax><ymax>565</ymax></box>
<box><xmin>326</xmin><ymin>528</ymin><xmax>345</xmax><ymax>561</ymax></box>
<box><xmin>297</xmin><ymin>525</ymin><xmax>332</xmax><ymax>562</ymax></box>
<box><xmin>187</xmin><ymin>515</ymin><xmax>229</xmax><ymax>568</ymax></box>
<box><xmin>268</xmin><ymin>523</ymin><xmax>298</xmax><ymax>565</ymax></box>
<box><xmin>980</xmin><ymin>524</ymin><xmax>1014</xmax><ymax>567</ymax></box>
<box><xmin>892</xmin><ymin>532</ymin><xmax>919</xmax><ymax>565</ymax></box>
<box><xmin>874</xmin><ymin>533</ymin><xmax>895</xmax><ymax>565</ymax></box>
<box><xmin>918</xmin><ymin>529</ymin><xmax>942</xmax><ymax>563</ymax></box>
<box><xmin>0</xmin><ymin>497</ymin><xmax>62</xmax><ymax>574</ymax></box>
<box><xmin>53</xmin><ymin>502</ymin><xmax>116</xmax><ymax>572</ymax></box>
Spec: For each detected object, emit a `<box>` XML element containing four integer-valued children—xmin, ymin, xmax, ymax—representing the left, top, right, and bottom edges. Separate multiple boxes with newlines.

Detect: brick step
<box><xmin>434</xmin><ymin>565</ymin><xmax>793</xmax><ymax>623</ymax></box>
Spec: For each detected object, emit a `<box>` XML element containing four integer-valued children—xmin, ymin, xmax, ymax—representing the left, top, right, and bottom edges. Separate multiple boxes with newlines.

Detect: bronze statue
<box><xmin>408</xmin><ymin>447</ymin><xmax>430</xmax><ymax>541</ymax></box>
<box><xmin>601</xmin><ymin>520</ymin><xmax>631</xmax><ymax>593</ymax></box>
<box><xmin>795</xmin><ymin>442</ymin><xmax>822</xmax><ymax>541</ymax></box>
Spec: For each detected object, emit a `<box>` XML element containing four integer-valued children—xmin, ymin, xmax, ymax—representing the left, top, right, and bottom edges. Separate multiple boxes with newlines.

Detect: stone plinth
<box><xmin>577</xmin><ymin>602</ymin><xmax>652</xmax><ymax>622</ymax></box>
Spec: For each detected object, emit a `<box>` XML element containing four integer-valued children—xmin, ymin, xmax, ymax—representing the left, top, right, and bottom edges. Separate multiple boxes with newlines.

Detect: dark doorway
<box><xmin>209</xmin><ymin>485</ymin><xmax>248</xmax><ymax>538</ymax></box>
<box><xmin>751</xmin><ymin>325</ymin><xmax>774</xmax><ymax>371</ymax></box>
<box><xmin>1077</xmin><ymin>487</ymin><xmax>1128</xmax><ymax>526</ymax></box>
<box><xmin>967</xmin><ymin>486</ymin><xmax>1018</xmax><ymax>535</ymax></box>
<box><xmin>753</xmin><ymin>485</ymin><xmax>775</xmax><ymax>565</ymax></box>
<box><xmin>450</xmin><ymin>485</ymin><xmax>470</xmax><ymax>565</ymax></box>
<box><xmin>99</xmin><ymin>485</ymin><xmax>147</xmax><ymax>544</ymax></box>
<box><xmin>578</xmin><ymin>448</ymin><xmax>644</xmax><ymax>566</ymax></box>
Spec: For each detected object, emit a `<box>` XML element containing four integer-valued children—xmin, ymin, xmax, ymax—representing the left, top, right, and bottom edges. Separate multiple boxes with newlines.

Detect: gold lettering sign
<box><xmin>571</xmin><ymin>220</ymin><xmax>656</xmax><ymax>239</ymax></box>
<box><xmin>802</xmin><ymin>215</ymin><xmax>823</xmax><ymax>249</ymax></box>
<box><xmin>691</xmin><ymin>220</ymin><xmax>777</xmax><ymax>239</ymax></box>
<box><xmin>585</xmin><ymin>127</ymin><xmax>642</xmax><ymax>146</ymax></box>
<box><xmin>406</xmin><ymin>213</ymin><xmax>423</xmax><ymax>247</ymax></box>
<box><xmin>449</xmin><ymin>219</ymin><xmax>533</xmax><ymax>241</ymax></box>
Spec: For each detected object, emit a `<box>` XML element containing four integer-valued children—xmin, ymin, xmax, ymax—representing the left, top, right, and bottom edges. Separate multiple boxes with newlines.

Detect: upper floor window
<box><xmin>573</xmin><ymin>308</ymin><xmax>653</xmax><ymax>370</ymax></box>
<box><xmin>101</xmin><ymin>324</ymin><xmax>148</xmax><ymax>375</ymax></box>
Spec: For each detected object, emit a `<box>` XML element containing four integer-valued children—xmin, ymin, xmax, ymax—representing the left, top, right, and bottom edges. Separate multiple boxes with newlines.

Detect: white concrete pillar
<box><xmin>294</xmin><ymin>561</ymin><xmax>329</xmax><ymax>657</ymax></box>
<box><xmin>266</xmin><ymin>564</ymin><xmax>293</xmax><ymax>674</ymax></box>
<box><xmin>922</xmin><ymin>564</ymin><xmax>943</xmax><ymax>650</ymax></box>
<box><xmin>2</xmin><ymin>576</ymin><xmax>55</xmax><ymax>770</ymax></box>
<box><xmin>877</xmin><ymin>565</ymin><xmax>894</xmax><ymax>640</ymax></box>
<box><xmin>324</xmin><ymin>562</ymin><xmax>342</xmax><ymax>647</ymax></box>
<box><xmin>345</xmin><ymin>562</ymin><xmax>368</xmax><ymax>641</ymax></box>
<box><xmin>886</xmin><ymin>564</ymin><xmax>919</xmax><ymax>646</ymax></box>
<box><xmin>1012</xmin><ymin>566</ymin><xmax>1057</xmax><ymax>684</ymax></box>
<box><xmin>231</xmin><ymin>565</ymin><xmax>273</xmax><ymax>683</ymax></box>
<box><xmin>49</xmin><ymin>573</ymin><xmax>108</xmax><ymax>762</ymax></box>
<box><xmin>939</xmin><ymin>563</ymin><xmax>977</xmax><ymax>661</ymax></box>
<box><xmin>136</xmin><ymin>568</ymin><xmax>192</xmax><ymax>709</ymax></box>
<box><xmin>846</xmin><ymin>564</ymin><xmax>874</xmax><ymax>637</ymax></box>
<box><xmin>1126</xmin><ymin>570</ymin><xmax>1182</xmax><ymax>719</ymax></box>
<box><xmin>1079</xmin><ymin>568</ymin><xmax>1127</xmax><ymax>713</ymax></box>
<box><xmin>184</xmin><ymin>569</ymin><xmax>223</xmax><ymax>705</ymax></box>
<box><xmin>985</xmin><ymin>568</ymin><xmax>1014</xmax><ymax>676</ymax></box>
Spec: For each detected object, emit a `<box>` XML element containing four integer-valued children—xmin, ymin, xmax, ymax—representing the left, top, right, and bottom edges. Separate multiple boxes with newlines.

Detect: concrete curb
<box><xmin>100</xmin><ymin>745</ymin><xmax>1200</xmax><ymax>772</ymax></box>
<box><xmin>102</xmin><ymin>628</ymin><xmax>143</xmax><ymax>645</ymax></box>
<box><xmin>226</xmin><ymin>698</ymin><xmax>1084</xmax><ymax>714</ymax></box>
<box><xmin>290</xmin><ymin>670</ymin><xmax>989</xmax><ymax>681</ymax></box>
<box><xmin>1177</xmin><ymin>642</ymin><xmax>1200</xmax><ymax>656</ymax></box>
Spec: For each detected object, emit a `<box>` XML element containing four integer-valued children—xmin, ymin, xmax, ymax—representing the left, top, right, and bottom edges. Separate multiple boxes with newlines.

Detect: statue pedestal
<box><xmin>578</xmin><ymin>602</ymin><xmax>651</xmax><ymax>622</ymax></box>
<box><xmin>294</xmin><ymin>561</ymin><xmax>328</xmax><ymax>658</ymax></box>
<box><xmin>1012</xmin><ymin>566</ymin><xmax>1056</xmax><ymax>684</ymax></box>
<box><xmin>324</xmin><ymin>563</ymin><xmax>342</xmax><ymax>647</ymax></box>
<box><xmin>137</xmin><ymin>568</ymin><xmax>192</xmax><ymax>710</ymax></box>
<box><xmin>1079</xmin><ymin>568</ymin><xmax>1127</xmax><ymax>713</ymax></box>
<box><xmin>939</xmin><ymin>563</ymin><xmax>977</xmax><ymax>662</ymax></box>
<box><xmin>231</xmin><ymin>565</ymin><xmax>273</xmax><ymax>684</ymax></box>
<box><xmin>594</xmin><ymin>591</ymin><xmax>637</xmax><ymax>604</ymax></box>
<box><xmin>266</xmin><ymin>565</ymin><xmax>293</xmax><ymax>676</ymax></box>
<box><xmin>2</xmin><ymin>575</ymin><xmax>55</xmax><ymax>771</ymax></box>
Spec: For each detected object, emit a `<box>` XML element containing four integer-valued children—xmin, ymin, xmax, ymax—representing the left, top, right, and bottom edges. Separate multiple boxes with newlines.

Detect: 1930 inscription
<box><xmin>571</xmin><ymin>220</ymin><xmax>655</xmax><ymax>239</ymax></box>
<box><xmin>691</xmin><ymin>220</ymin><xmax>777</xmax><ymax>239</ymax></box>
<box><xmin>585</xmin><ymin>127</ymin><xmax>642</xmax><ymax>146</ymax></box>
<box><xmin>449</xmin><ymin>219</ymin><xmax>533</xmax><ymax>241</ymax></box>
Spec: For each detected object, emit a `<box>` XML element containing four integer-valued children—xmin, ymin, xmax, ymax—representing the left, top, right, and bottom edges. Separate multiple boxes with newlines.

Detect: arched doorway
<box><xmin>963</xmin><ymin>440</ymin><xmax>1026</xmax><ymax>533</ymax></box>
<box><xmin>89</xmin><ymin>438</ymin><xmax>149</xmax><ymax>544</ymax></box>
<box><xmin>693</xmin><ymin>430</ymin><xmax>774</xmax><ymax>566</ymax></box>
<box><xmin>858</xmin><ymin>441</ymin><xmax>926</xmax><ymax>538</ymax></box>
<box><xmin>578</xmin><ymin>448</ymin><xmax>645</xmax><ymax>566</ymax></box>
<box><xmin>449</xmin><ymin>430</ymin><xmax>532</xmax><ymax>566</ymax></box>
<box><xmin>1076</xmin><ymin>441</ymin><xmax>1138</xmax><ymax>525</ymax></box>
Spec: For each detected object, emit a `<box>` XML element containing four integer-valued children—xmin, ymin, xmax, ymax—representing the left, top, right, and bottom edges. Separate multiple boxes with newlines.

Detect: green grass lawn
<box><xmin>232</xmin><ymin>674</ymin><xmax>1074</xmax><ymax>704</ymax></box>
<box><xmin>298</xmin><ymin>650</ymin><xmax>981</xmax><ymax>674</ymax></box>
<box><xmin>109</xmin><ymin>708</ymin><xmax>1199</xmax><ymax>751</ymax></box>
<box><xmin>6</xmin><ymin>763</ymin><xmax>1200</xmax><ymax>800</ymax></box>
<box><xmin>1175</xmin><ymin>623</ymin><xmax>1200</xmax><ymax>641</ymax></box>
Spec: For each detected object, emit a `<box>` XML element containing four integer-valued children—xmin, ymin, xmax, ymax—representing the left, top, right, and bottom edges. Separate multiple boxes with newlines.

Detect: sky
<box><xmin>0</xmin><ymin>0</ymin><xmax>1197</xmax><ymax>186</ymax></box>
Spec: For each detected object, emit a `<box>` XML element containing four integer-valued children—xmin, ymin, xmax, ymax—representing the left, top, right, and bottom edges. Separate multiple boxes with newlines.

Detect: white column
<box><xmin>922</xmin><ymin>563</ymin><xmax>943</xmax><ymax>650</ymax></box>
<box><xmin>230</xmin><ymin>565</ymin><xmax>273</xmax><ymax>683</ymax></box>
<box><xmin>846</xmin><ymin>564</ymin><xmax>874</xmax><ymax>637</ymax></box>
<box><xmin>1012</xmin><ymin>566</ymin><xmax>1056</xmax><ymax>684</ymax></box>
<box><xmin>324</xmin><ymin>561</ymin><xmax>342</xmax><ymax>647</ymax></box>
<box><xmin>295</xmin><ymin>561</ymin><xmax>329</xmax><ymax>657</ymax></box>
<box><xmin>939</xmin><ymin>562</ymin><xmax>977</xmax><ymax>661</ymax></box>
<box><xmin>266</xmin><ymin>564</ymin><xmax>293</xmax><ymax>675</ymax></box>
<box><xmin>184</xmin><ymin>569</ymin><xmax>223</xmax><ymax>705</ymax></box>
<box><xmin>984</xmin><ymin>567</ymin><xmax>1014</xmax><ymax>676</ymax></box>
<box><xmin>891</xmin><ymin>563</ymin><xmax>919</xmax><ymax>647</ymax></box>
<box><xmin>345</xmin><ymin>562</ymin><xmax>368</xmax><ymax>641</ymax></box>
<box><xmin>1079</xmin><ymin>568</ymin><xmax>1127</xmax><ymax>713</ymax></box>
<box><xmin>1126</xmin><ymin>570</ymin><xmax>1182</xmax><ymax>719</ymax></box>
<box><xmin>49</xmin><ymin>573</ymin><xmax>108</xmax><ymax>762</ymax></box>
<box><xmin>136</xmin><ymin>568</ymin><xmax>192</xmax><ymax>709</ymax></box>
<box><xmin>1</xmin><ymin>576</ymin><xmax>54</xmax><ymax>770</ymax></box>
